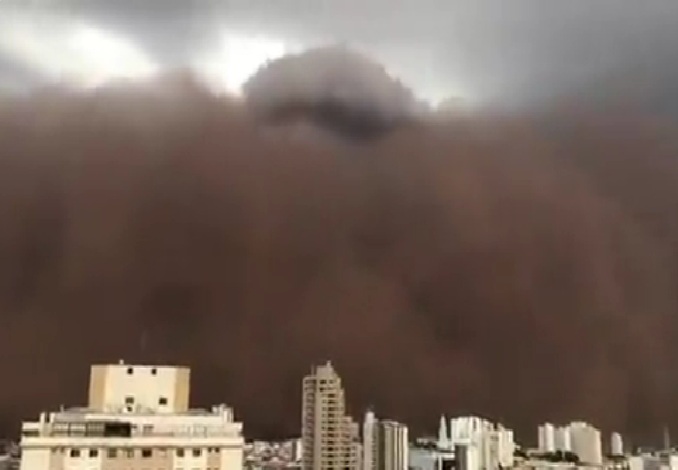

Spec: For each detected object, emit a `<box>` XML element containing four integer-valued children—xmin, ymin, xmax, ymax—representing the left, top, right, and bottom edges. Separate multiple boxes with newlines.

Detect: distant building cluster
<box><xmin>10</xmin><ymin>359</ymin><xmax>677</xmax><ymax>470</ymax></box>
<box><xmin>244</xmin><ymin>439</ymin><xmax>302</xmax><ymax>469</ymax></box>
<box><xmin>537</xmin><ymin>422</ymin><xmax>603</xmax><ymax>464</ymax></box>
<box><xmin>434</xmin><ymin>415</ymin><xmax>515</xmax><ymax>470</ymax></box>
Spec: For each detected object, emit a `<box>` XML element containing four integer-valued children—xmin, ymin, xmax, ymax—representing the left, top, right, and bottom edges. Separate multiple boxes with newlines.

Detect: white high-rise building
<box><xmin>382</xmin><ymin>421</ymin><xmax>408</xmax><ymax>470</ymax></box>
<box><xmin>554</xmin><ymin>426</ymin><xmax>571</xmax><ymax>452</ymax></box>
<box><xmin>438</xmin><ymin>416</ymin><xmax>514</xmax><ymax>470</ymax></box>
<box><xmin>364</xmin><ymin>411</ymin><xmax>377</xmax><ymax>470</ymax></box>
<box><xmin>568</xmin><ymin>422</ymin><xmax>602</xmax><ymax>465</ymax></box>
<box><xmin>438</xmin><ymin>415</ymin><xmax>449</xmax><ymax>450</ymax></box>
<box><xmin>449</xmin><ymin>417</ymin><xmax>492</xmax><ymax>446</ymax></box>
<box><xmin>538</xmin><ymin>423</ymin><xmax>556</xmax><ymax>453</ymax></box>
<box><xmin>611</xmin><ymin>432</ymin><xmax>624</xmax><ymax>456</ymax></box>
<box><xmin>494</xmin><ymin>426</ymin><xmax>515</xmax><ymax>468</ymax></box>
<box><xmin>19</xmin><ymin>361</ymin><xmax>244</xmax><ymax>470</ymax></box>
<box><xmin>455</xmin><ymin>443</ymin><xmax>478</xmax><ymax>470</ymax></box>
<box><xmin>363</xmin><ymin>411</ymin><xmax>408</xmax><ymax>470</ymax></box>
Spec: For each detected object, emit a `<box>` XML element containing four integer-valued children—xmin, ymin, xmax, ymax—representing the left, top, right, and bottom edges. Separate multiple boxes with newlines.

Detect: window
<box><xmin>141</xmin><ymin>448</ymin><xmax>152</xmax><ymax>458</ymax></box>
<box><xmin>88</xmin><ymin>449</ymin><xmax>98</xmax><ymax>458</ymax></box>
<box><xmin>69</xmin><ymin>448</ymin><xmax>80</xmax><ymax>458</ymax></box>
<box><xmin>104</xmin><ymin>422</ymin><xmax>132</xmax><ymax>438</ymax></box>
<box><xmin>151</xmin><ymin>367</ymin><xmax>157</xmax><ymax>375</ymax></box>
<box><xmin>127</xmin><ymin>367</ymin><xmax>134</xmax><ymax>374</ymax></box>
<box><xmin>176</xmin><ymin>448</ymin><xmax>185</xmax><ymax>458</ymax></box>
<box><xmin>107</xmin><ymin>448</ymin><xmax>117</xmax><ymax>458</ymax></box>
<box><xmin>192</xmin><ymin>448</ymin><xmax>201</xmax><ymax>457</ymax></box>
<box><xmin>125</xmin><ymin>449</ymin><xmax>134</xmax><ymax>458</ymax></box>
<box><xmin>125</xmin><ymin>396</ymin><xmax>135</xmax><ymax>405</ymax></box>
<box><xmin>158</xmin><ymin>396</ymin><xmax>168</xmax><ymax>405</ymax></box>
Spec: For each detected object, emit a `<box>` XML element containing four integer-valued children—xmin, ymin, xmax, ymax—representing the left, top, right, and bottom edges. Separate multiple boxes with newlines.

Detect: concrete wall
<box><xmin>88</xmin><ymin>363</ymin><xmax>190</xmax><ymax>413</ymax></box>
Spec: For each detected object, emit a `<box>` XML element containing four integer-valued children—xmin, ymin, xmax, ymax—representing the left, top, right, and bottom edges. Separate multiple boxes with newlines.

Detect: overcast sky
<box><xmin>1</xmin><ymin>0</ymin><xmax>677</xmax><ymax>108</ymax></box>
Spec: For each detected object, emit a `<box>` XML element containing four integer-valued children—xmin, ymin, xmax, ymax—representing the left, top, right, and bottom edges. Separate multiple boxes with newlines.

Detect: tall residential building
<box><xmin>364</xmin><ymin>411</ymin><xmax>378</xmax><ymax>470</ymax></box>
<box><xmin>568</xmin><ymin>422</ymin><xmax>602</xmax><ymax>465</ymax></box>
<box><xmin>611</xmin><ymin>432</ymin><xmax>624</xmax><ymax>456</ymax></box>
<box><xmin>19</xmin><ymin>361</ymin><xmax>244</xmax><ymax>470</ymax></box>
<box><xmin>302</xmin><ymin>361</ymin><xmax>359</xmax><ymax>470</ymax></box>
<box><xmin>554</xmin><ymin>426</ymin><xmax>571</xmax><ymax>452</ymax></box>
<box><xmin>362</xmin><ymin>411</ymin><xmax>408</xmax><ymax>470</ymax></box>
<box><xmin>455</xmin><ymin>443</ymin><xmax>476</xmax><ymax>470</ymax></box>
<box><xmin>438</xmin><ymin>416</ymin><xmax>514</xmax><ymax>470</ymax></box>
<box><xmin>381</xmin><ymin>420</ymin><xmax>408</xmax><ymax>470</ymax></box>
<box><xmin>538</xmin><ymin>423</ymin><xmax>556</xmax><ymax>453</ymax></box>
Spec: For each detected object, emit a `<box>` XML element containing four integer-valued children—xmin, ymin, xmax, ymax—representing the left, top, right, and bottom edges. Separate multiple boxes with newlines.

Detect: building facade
<box><xmin>362</xmin><ymin>411</ymin><xmax>408</xmax><ymax>470</ymax></box>
<box><xmin>554</xmin><ymin>426</ymin><xmax>571</xmax><ymax>453</ymax></box>
<box><xmin>301</xmin><ymin>361</ymin><xmax>359</xmax><ymax>470</ymax></box>
<box><xmin>611</xmin><ymin>432</ymin><xmax>624</xmax><ymax>456</ymax></box>
<box><xmin>19</xmin><ymin>361</ymin><xmax>244</xmax><ymax>470</ymax></box>
<box><xmin>437</xmin><ymin>416</ymin><xmax>514</xmax><ymax>470</ymax></box>
<box><xmin>363</xmin><ymin>411</ymin><xmax>377</xmax><ymax>470</ymax></box>
<box><xmin>568</xmin><ymin>422</ymin><xmax>602</xmax><ymax>465</ymax></box>
<box><xmin>538</xmin><ymin>423</ymin><xmax>556</xmax><ymax>454</ymax></box>
<box><xmin>88</xmin><ymin>361</ymin><xmax>190</xmax><ymax>413</ymax></box>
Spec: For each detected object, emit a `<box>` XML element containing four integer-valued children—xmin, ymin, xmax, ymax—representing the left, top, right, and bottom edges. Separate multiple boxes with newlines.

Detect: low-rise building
<box><xmin>19</xmin><ymin>360</ymin><xmax>244</xmax><ymax>470</ymax></box>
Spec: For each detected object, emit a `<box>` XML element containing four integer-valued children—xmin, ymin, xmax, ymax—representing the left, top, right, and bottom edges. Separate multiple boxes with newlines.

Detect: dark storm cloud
<box><xmin>1</xmin><ymin>46</ymin><xmax>678</xmax><ymax>446</ymax></box>
<box><xmin>243</xmin><ymin>46</ymin><xmax>425</xmax><ymax>139</ymax></box>
<box><xmin>2</xmin><ymin>0</ymin><xmax>678</xmax><ymax>107</ymax></box>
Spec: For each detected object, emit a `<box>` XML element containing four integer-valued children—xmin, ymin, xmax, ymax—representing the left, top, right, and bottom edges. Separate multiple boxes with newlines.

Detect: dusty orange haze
<box><xmin>1</xmin><ymin>61</ymin><xmax>678</xmax><ymax>444</ymax></box>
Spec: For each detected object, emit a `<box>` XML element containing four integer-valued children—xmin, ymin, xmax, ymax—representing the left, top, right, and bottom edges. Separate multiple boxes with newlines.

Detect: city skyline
<box><xmin>13</xmin><ymin>359</ymin><xmax>660</xmax><ymax>470</ymax></box>
<box><xmin>5</xmin><ymin>357</ymin><xmax>673</xmax><ymax>448</ymax></box>
<box><xmin>14</xmin><ymin>360</ymin><xmax>642</xmax><ymax>447</ymax></box>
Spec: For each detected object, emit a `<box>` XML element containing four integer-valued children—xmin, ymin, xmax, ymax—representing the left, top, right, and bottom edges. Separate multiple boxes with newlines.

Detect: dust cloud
<box><xmin>1</xmin><ymin>49</ymin><xmax>678</xmax><ymax>445</ymax></box>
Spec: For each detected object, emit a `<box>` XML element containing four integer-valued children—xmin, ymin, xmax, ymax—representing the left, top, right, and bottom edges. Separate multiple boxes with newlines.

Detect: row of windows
<box><xmin>53</xmin><ymin>447</ymin><xmax>223</xmax><ymax>459</ymax></box>
<box><xmin>126</xmin><ymin>367</ymin><xmax>158</xmax><ymax>375</ymax></box>
<box><xmin>124</xmin><ymin>396</ymin><xmax>168</xmax><ymax>406</ymax></box>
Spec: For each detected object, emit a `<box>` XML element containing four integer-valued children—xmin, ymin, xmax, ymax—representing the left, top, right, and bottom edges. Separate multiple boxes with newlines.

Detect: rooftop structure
<box><xmin>19</xmin><ymin>361</ymin><xmax>244</xmax><ymax>470</ymax></box>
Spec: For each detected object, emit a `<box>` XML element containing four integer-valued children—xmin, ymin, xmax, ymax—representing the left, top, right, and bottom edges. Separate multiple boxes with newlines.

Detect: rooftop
<box><xmin>53</xmin><ymin>405</ymin><xmax>232</xmax><ymax>418</ymax></box>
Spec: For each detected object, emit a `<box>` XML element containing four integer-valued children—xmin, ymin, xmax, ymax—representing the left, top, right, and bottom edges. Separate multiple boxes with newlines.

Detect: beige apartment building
<box><xmin>301</xmin><ymin>361</ymin><xmax>361</xmax><ymax>470</ymax></box>
<box><xmin>19</xmin><ymin>360</ymin><xmax>244</xmax><ymax>470</ymax></box>
<box><xmin>362</xmin><ymin>411</ymin><xmax>408</xmax><ymax>470</ymax></box>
